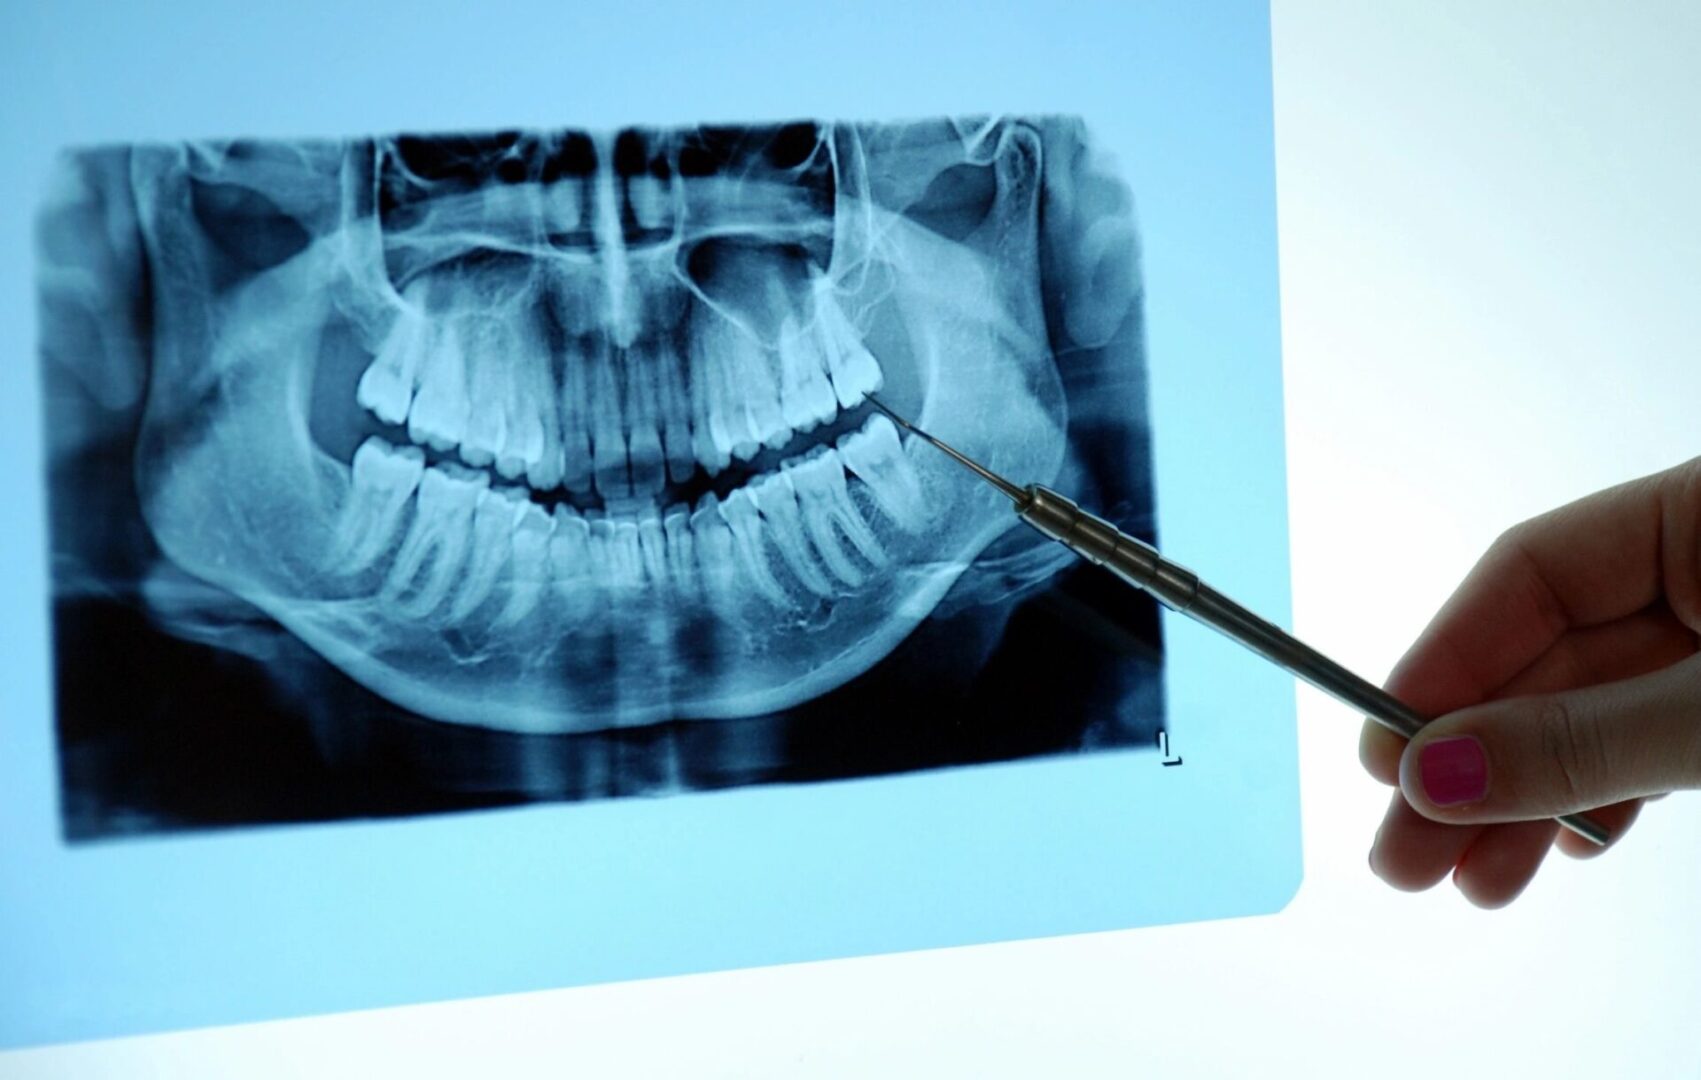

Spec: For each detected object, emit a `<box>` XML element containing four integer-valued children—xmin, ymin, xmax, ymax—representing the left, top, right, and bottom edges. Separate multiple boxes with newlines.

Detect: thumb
<box><xmin>1399</xmin><ymin>653</ymin><xmax>1701</xmax><ymax>823</ymax></box>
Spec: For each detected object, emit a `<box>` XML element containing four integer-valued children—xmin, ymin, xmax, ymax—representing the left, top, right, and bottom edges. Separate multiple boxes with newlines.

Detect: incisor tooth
<box><xmin>589</xmin><ymin>340</ymin><xmax>631</xmax><ymax>500</ymax></box>
<box><xmin>558</xmin><ymin>340</ymin><xmax>595</xmax><ymax>493</ymax></box>
<box><xmin>330</xmin><ymin>437</ymin><xmax>425</xmax><ymax>572</ymax></box>
<box><xmin>623</xmin><ymin>344</ymin><xmax>665</xmax><ymax>497</ymax></box>
<box><xmin>837</xmin><ymin>414</ymin><xmax>926</xmax><ymax>532</ymax></box>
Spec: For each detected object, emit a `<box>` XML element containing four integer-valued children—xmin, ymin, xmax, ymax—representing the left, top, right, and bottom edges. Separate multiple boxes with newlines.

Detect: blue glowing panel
<box><xmin>0</xmin><ymin>0</ymin><xmax>1295</xmax><ymax>1049</ymax></box>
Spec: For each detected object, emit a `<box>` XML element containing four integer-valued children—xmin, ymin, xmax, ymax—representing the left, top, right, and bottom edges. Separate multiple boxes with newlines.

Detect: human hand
<box><xmin>1361</xmin><ymin>459</ymin><xmax>1701</xmax><ymax>907</ymax></box>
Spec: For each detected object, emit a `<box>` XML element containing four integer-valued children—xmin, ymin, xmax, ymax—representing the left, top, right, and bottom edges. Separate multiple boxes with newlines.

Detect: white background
<box><xmin>6</xmin><ymin>2</ymin><xmax>1700</xmax><ymax>1076</ymax></box>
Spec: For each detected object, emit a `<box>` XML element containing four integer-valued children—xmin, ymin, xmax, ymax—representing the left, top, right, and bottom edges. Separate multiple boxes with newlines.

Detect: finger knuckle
<box><xmin>1535</xmin><ymin>698</ymin><xmax>1608</xmax><ymax>806</ymax></box>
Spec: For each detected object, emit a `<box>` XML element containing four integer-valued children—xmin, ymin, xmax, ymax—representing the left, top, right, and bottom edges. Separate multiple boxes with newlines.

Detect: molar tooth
<box><xmin>589</xmin><ymin>338</ymin><xmax>631</xmax><ymax>500</ymax></box>
<box><xmin>383</xmin><ymin>464</ymin><xmax>487</xmax><ymax>618</ymax></box>
<box><xmin>776</xmin><ymin>314</ymin><xmax>838</xmax><ymax>432</ymax></box>
<box><xmin>356</xmin><ymin>300</ymin><xmax>428</xmax><ymax>425</ymax></box>
<box><xmin>717</xmin><ymin>487</ymin><xmax>791</xmax><ymax>608</ymax></box>
<box><xmin>782</xmin><ymin>445</ymin><xmax>885</xmax><ymax>585</ymax></box>
<box><xmin>558</xmin><ymin>337</ymin><xmax>595</xmax><ymax>493</ymax></box>
<box><xmin>408</xmin><ymin>318</ymin><xmax>471</xmax><ymax>452</ymax></box>
<box><xmin>448</xmin><ymin>486</ymin><xmax>519</xmax><ymax>623</ymax></box>
<box><xmin>662</xmin><ymin>507</ymin><xmax>698</xmax><ymax>600</ymax></box>
<box><xmin>494</xmin><ymin>501</ymin><xmax>553</xmax><ymax>630</ymax></box>
<box><xmin>459</xmin><ymin>317</ymin><xmax>507</xmax><ymax>469</ymax></box>
<box><xmin>654</xmin><ymin>341</ymin><xmax>696</xmax><ymax>485</ymax></box>
<box><xmin>623</xmin><ymin>344</ymin><xmax>665</xmax><ymax>497</ymax></box>
<box><xmin>837</xmin><ymin>414</ymin><xmax>927</xmax><ymax>532</ymax></box>
<box><xmin>812</xmin><ymin>276</ymin><xmax>883</xmax><ymax>410</ymax></box>
<box><xmin>330</xmin><ymin>437</ymin><xmax>425</xmax><ymax>572</ymax></box>
<box><xmin>548</xmin><ymin>505</ymin><xmax>597</xmax><ymax>625</ymax></box>
<box><xmin>749</xmin><ymin>472</ymin><xmax>834</xmax><ymax>597</ymax></box>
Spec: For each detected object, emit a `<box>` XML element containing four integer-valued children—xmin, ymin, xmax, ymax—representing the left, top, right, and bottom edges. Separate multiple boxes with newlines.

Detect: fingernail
<box><xmin>1420</xmin><ymin>736</ymin><xmax>1488</xmax><ymax>807</ymax></box>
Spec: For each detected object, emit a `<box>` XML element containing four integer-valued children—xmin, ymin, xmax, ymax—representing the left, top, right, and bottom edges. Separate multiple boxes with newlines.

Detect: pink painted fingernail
<box><xmin>1420</xmin><ymin>736</ymin><xmax>1488</xmax><ymax>806</ymax></box>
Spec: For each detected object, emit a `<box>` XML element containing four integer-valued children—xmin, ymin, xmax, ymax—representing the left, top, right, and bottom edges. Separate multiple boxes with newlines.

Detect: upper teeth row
<box><xmin>353</xmin><ymin>272</ymin><xmax>883</xmax><ymax>502</ymax></box>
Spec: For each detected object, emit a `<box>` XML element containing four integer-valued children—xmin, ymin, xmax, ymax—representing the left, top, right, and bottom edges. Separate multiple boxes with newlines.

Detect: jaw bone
<box><xmin>120</xmin><ymin>115</ymin><xmax>1118</xmax><ymax>732</ymax></box>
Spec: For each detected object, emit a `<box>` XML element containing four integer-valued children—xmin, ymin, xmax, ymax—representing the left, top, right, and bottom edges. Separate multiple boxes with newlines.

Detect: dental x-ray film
<box><xmin>1</xmin><ymin>0</ymin><xmax>1297</xmax><ymax>1048</ymax></box>
<box><xmin>43</xmin><ymin>118</ymin><xmax>1163</xmax><ymax>836</ymax></box>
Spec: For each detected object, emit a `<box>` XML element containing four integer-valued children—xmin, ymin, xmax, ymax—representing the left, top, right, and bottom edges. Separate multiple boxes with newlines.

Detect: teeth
<box><xmin>356</xmin><ymin>301</ymin><xmax>428</xmax><ymax>426</ymax></box>
<box><xmin>383</xmin><ymin>464</ymin><xmax>486</xmax><ymax>618</ymax></box>
<box><xmin>548</xmin><ymin>505</ymin><xmax>597</xmax><ymax>624</ymax></box>
<box><xmin>662</xmin><ymin>506</ymin><xmax>698</xmax><ymax>600</ymax></box>
<box><xmin>776</xmin><ymin>314</ymin><xmax>839</xmax><ymax>432</ymax></box>
<box><xmin>604</xmin><ymin>517</ymin><xmax>644</xmax><ymax>592</ymax></box>
<box><xmin>689</xmin><ymin>494</ymin><xmax>742</xmax><ymax>615</ymax></box>
<box><xmin>837</xmin><ymin>414</ymin><xmax>926</xmax><ymax>532</ymax></box>
<box><xmin>329</xmin><ymin>437</ymin><xmax>425</xmax><ymax>572</ymax></box>
<box><xmin>448</xmin><ymin>486</ymin><xmax>519</xmax><ymax>623</ymax></box>
<box><xmin>636</xmin><ymin>507</ymin><xmax>668</xmax><ymax>590</ymax></box>
<box><xmin>588</xmin><ymin>338</ymin><xmax>631</xmax><ymax>500</ymax></box>
<box><xmin>494</xmin><ymin>501</ymin><xmax>553</xmax><ymax>630</ymax></box>
<box><xmin>407</xmin><ymin>317</ymin><xmax>470</xmax><ymax>453</ymax></box>
<box><xmin>782</xmin><ymin>446</ymin><xmax>885</xmax><ymax>586</ymax></box>
<box><xmin>688</xmin><ymin>330</ymin><xmax>732</xmax><ymax>475</ymax></box>
<box><xmin>654</xmin><ymin>342</ymin><xmax>696</xmax><ymax>486</ymax></box>
<box><xmin>623</xmin><ymin>344</ymin><xmax>665</xmax><ymax>497</ymax></box>
<box><xmin>459</xmin><ymin>317</ymin><xmax>507</xmax><ymax>469</ymax></box>
<box><xmin>500</xmin><ymin>320</ymin><xmax>549</xmax><ymax>481</ymax></box>
<box><xmin>748</xmin><ymin>471</ymin><xmax>834</xmax><ymax>597</ymax></box>
<box><xmin>524</xmin><ymin>338</ymin><xmax>565</xmax><ymax>491</ymax></box>
<box><xmin>628</xmin><ymin>176</ymin><xmax>669</xmax><ymax>231</ymax></box>
<box><xmin>811</xmin><ymin>277</ymin><xmax>883</xmax><ymax>409</ymax></box>
<box><xmin>716</xmin><ymin>487</ymin><xmax>791</xmax><ymax>608</ymax></box>
<box><xmin>558</xmin><ymin>338</ymin><xmax>595</xmax><ymax>493</ymax></box>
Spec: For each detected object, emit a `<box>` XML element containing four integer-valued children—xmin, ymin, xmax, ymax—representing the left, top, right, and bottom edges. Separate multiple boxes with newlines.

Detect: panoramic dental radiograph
<box><xmin>37</xmin><ymin>116</ymin><xmax>1163</xmax><ymax>838</ymax></box>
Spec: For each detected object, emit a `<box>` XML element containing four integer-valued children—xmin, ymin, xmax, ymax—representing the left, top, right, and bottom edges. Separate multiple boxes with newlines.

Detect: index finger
<box><xmin>1360</xmin><ymin>458</ymin><xmax>1700</xmax><ymax>776</ymax></box>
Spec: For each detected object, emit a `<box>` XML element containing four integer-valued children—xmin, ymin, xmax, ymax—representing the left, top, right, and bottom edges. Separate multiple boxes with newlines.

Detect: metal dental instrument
<box><xmin>865</xmin><ymin>396</ymin><xmax>1610</xmax><ymax>847</ymax></box>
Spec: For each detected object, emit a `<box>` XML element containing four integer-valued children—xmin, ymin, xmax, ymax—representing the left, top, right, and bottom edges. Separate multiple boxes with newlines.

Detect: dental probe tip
<box><xmin>864</xmin><ymin>395</ymin><xmax>1028</xmax><ymax>504</ymax></box>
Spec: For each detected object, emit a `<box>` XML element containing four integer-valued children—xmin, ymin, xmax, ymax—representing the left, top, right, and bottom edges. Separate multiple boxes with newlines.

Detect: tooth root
<box><xmin>663</xmin><ymin>507</ymin><xmax>698</xmax><ymax>600</ymax></box>
<box><xmin>813</xmin><ymin>278</ymin><xmax>883</xmax><ymax>410</ymax></box>
<box><xmin>548</xmin><ymin>506</ymin><xmax>597</xmax><ymax>625</ymax></box>
<box><xmin>623</xmin><ymin>345</ymin><xmax>665</xmax><ymax>497</ymax></box>
<box><xmin>494</xmin><ymin>502</ymin><xmax>554</xmax><ymax>630</ymax></box>
<box><xmin>749</xmin><ymin>473</ymin><xmax>834</xmax><ymax>597</ymax></box>
<box><xmin>383</xmin><ymin>465</ymin><xmax>486</xmax><ymax>618</ymax></box>
<box><xmin>604</xmin><ymin>518</ymin><xmax>644</xmax><ymax>593</ymax></box>
<box><xmin>460</xmin><ymin>318</ymin><xmax>507</xmax><ymax>469</ymax></box>
<box><xmin>783</xmin><ymin>446</ymin><xmax>885</xmax><ymax>585</ymax></box>
<box><xmin>689</xmin><ymin>494</ymin><xmax>742</xmax><ymax>616</ymax></box>
<box><xmin>776</xmin><ymin>315</ymin><xmax>838</xmax><ymax>432</ymax></box>
<box><xmin>837</xmin><ymin>414</ymin><xmax>927</xmax><ymax>533</ymax></box>
<box><xmin>559</xmin><ymin>340</ymin><xmax>595</xmax><ymax>493</ymax></box>
<box><xmin>408</xmin><ymin>318</ymin><xmax>470</xmax><ymax>452</ymax></box>
<box><xmin>447</xmin><ymin>487</ymin><xmax>518</xmax><ymax>623</ymax></box>
<box><xmin>356</xmin><ymin>304</ymin><xmax>427</xmax><ymax>425</ymax></box>
<box><xmin>637</xmin><ymin>509</ymin><xmax>669</xmax><ymax>590</ymax></box>
<box><xmin>655</xmin><ymin>343</ymin><xmax>696</xmax><ymax>486</ymax></box>
<box><xmin>717</xmin><ymin>487</ymin><xmax>791</xmax><ymax>608</ymax></box>
<box><xmin>688</xmin><ymin>332</ymin><xmax>731</xmax><ymax>475</ymax></box>
<box><xmin>329</xmin><ymin>437</ymin><xmax>425</xmax><ymax>572</ymax></box>
<box><xmin>589</xmin><ymin>339</ymin><xmax>631</xmax><ymax>500</ymax></box>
